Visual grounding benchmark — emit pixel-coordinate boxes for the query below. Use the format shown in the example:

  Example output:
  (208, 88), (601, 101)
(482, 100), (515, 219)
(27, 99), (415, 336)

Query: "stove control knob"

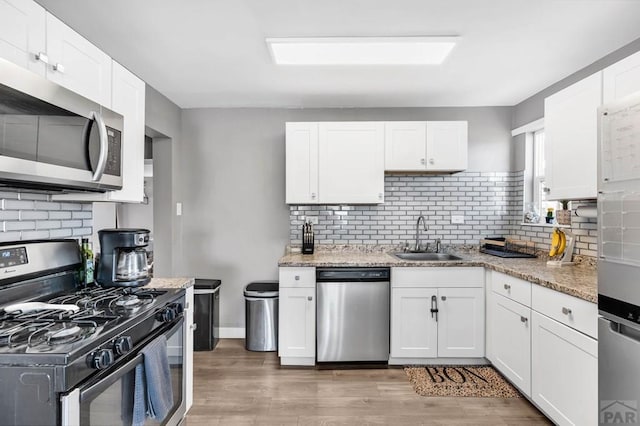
(89, 349), (114, 370)
(113, 336), (133, 356)
(156, 306), (176, 323)
(169, 303), (184, 315)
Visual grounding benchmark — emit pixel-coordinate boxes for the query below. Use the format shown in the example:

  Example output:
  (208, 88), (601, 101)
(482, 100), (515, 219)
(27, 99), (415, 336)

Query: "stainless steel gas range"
(0, 240), (186, 426)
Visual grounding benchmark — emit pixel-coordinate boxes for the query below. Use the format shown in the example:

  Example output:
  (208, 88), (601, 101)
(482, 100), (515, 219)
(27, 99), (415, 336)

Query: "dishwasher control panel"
(316, 267), (390, 282)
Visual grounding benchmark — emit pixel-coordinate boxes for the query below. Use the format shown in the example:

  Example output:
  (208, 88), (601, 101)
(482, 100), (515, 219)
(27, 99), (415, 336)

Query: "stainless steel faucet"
(415, 215), (427, 251)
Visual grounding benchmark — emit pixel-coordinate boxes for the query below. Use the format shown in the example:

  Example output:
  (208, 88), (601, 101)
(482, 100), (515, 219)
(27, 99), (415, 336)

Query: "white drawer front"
(532, 284), (598, 339)
(391, 267), (484, 288)
(491, 271), (532, 307)
(279, 267), (315, 288)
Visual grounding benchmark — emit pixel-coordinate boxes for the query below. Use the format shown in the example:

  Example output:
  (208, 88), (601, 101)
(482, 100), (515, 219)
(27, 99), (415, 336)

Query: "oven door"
(61, 318), (185, 426)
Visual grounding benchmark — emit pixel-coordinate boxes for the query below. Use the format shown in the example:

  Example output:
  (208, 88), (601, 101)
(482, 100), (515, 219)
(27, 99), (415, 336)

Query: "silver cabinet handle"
(441, 296), (447, 301)
(35, 52), (49, 64)
(90, 111), (108, 182)
(429, 158), (435, 165)
(378, 193), (383, 200)
(307, 296), (313, 301)
(562, 307), (572, 315)
(520, 316), (528, 323)
(294, 275), (300, 281)
(420, 158), (426, 165)
(53, 63), (65, 73)
(311, 192), (316, 199)
(504, 284), (511, 290)
(543, 187), (551, 193)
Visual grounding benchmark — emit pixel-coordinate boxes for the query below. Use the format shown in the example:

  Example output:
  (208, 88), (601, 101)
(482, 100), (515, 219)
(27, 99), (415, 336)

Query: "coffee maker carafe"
(97, 228), (151, 287)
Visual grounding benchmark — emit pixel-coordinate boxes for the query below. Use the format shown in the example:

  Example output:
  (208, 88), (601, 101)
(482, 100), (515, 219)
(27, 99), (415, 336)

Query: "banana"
(549, 228), (560, 257)
(556, 230), (567, 257)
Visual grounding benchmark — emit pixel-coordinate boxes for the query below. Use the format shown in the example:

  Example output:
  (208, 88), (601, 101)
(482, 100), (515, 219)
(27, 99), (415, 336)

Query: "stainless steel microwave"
(0, 57), (123, 192)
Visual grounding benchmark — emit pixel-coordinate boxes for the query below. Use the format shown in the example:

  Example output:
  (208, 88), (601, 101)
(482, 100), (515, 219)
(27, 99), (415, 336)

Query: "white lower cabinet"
(531, 311), (597, 426)
(184, 286), (194, 412)
(437, 287), (484, 358)
(390, 267), (485, 361)
(390, 287), (438, 358)
(490, 293), (531, 396)
(278, 267), (316, 365)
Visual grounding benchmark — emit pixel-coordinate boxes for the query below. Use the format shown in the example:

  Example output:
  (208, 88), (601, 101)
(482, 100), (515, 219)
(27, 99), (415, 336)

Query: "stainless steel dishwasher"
(316, 267), (390, 362)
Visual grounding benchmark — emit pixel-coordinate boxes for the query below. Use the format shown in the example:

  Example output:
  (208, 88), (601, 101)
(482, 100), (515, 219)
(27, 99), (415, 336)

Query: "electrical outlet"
(302, 216), (319, 225)
(451, 215), (465, 224)
(176, 202), (183, 216)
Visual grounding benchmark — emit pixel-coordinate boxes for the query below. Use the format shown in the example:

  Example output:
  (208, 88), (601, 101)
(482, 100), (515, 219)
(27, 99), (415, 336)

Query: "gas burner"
(114, 295), (143, 308)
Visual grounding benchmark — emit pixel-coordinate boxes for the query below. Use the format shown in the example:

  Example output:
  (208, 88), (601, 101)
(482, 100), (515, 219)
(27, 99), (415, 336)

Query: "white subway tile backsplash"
(289, 171), (600, 257)
(0, 190), (91, 241)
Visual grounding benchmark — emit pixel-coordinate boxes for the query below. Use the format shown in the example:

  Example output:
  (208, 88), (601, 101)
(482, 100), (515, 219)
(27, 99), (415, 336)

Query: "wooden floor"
(186, 339), (550, 425)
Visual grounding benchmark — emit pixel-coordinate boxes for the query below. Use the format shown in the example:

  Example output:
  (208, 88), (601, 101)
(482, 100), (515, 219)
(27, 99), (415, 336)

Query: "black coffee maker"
(96, 228), (151, 287)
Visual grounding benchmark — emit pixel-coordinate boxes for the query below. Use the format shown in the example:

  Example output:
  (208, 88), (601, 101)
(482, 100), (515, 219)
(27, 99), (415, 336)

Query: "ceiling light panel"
(266, 37), (458, 65)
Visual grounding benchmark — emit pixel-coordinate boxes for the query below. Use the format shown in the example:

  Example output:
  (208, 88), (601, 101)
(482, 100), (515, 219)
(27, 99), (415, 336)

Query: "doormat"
(404, 366), (521, 398)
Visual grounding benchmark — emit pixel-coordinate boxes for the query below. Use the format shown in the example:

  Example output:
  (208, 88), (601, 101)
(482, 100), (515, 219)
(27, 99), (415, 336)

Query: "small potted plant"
(545, 207), (555, 224)
(557, 200), (571, 226)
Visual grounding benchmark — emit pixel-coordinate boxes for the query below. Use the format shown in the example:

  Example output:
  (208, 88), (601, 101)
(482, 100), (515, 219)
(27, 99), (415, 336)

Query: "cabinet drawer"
(279, 267), (315, 288)
(391, 267), (484, 288)
(491, 271), (531, 307)
(531, 285), (598, 339)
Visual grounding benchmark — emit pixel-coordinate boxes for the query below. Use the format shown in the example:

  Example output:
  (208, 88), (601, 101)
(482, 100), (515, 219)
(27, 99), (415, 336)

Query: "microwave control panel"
(105, 127), (122, 177)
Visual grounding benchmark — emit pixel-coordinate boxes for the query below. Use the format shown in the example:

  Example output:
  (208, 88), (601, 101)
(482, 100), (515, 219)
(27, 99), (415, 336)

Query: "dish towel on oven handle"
(132, 363), (146, 426)
(132, 334), (174, 425)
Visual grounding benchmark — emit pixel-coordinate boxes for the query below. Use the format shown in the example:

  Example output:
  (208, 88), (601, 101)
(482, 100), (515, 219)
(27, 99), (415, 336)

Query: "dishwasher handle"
(430, 295), (439, 322)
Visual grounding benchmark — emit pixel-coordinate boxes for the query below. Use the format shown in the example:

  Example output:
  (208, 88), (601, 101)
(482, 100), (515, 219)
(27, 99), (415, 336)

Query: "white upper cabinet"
(425, 121), (468, 171)
(603, 50), (640, 103)
(384, 121), (428, 170)
(285, 122), (319, 204)
(45, 13), (112, 107)
(0, 2), (113, 108)
(0, 0), (46, 75)
(544, 72), (602, 200)
(384, 121), (468, 172)
(319, 122), (385, 204)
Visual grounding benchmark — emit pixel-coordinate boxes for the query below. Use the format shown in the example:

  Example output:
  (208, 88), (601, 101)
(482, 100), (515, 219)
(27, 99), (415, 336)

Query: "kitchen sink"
(393, 252), (464, 261)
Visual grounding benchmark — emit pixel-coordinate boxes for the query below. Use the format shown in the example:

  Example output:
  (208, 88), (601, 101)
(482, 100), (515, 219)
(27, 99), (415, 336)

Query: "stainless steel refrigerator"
(598, 92), (640, 425)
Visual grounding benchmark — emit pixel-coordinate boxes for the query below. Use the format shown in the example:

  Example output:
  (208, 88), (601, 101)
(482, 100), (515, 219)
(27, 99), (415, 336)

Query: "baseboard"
(219, 327), (245, 339)
(388, 357), (489, 366)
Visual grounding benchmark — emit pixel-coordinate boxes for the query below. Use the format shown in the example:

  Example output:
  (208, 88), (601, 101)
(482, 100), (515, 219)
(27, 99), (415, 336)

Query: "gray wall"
(145, 86), (182, 277)
(513, 37), (640, 128)
(179, 106), (513, 329)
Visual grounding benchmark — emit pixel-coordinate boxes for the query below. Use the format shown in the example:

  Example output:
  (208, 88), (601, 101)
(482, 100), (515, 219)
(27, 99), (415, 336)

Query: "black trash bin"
(244, 281), (278, 352)
(194, 279), (221, 351)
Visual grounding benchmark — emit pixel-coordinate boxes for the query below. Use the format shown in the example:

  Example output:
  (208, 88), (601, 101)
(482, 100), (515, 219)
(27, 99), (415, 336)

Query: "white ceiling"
(36, 0), (640, 109)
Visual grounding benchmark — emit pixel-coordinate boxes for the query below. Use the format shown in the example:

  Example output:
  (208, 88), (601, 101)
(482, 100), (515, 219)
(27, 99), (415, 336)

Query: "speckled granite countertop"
(278, 251), (597, 303)
(146, 277), (195, 290)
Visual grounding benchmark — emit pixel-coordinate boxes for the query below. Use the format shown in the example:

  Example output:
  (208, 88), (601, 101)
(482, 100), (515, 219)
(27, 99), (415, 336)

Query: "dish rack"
(480, 237), (537, 258)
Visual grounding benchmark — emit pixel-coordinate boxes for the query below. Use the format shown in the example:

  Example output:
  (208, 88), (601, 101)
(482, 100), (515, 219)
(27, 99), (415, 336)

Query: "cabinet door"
(184, 286), (194, 412)
(318, 122), (385, 204)
(425, 121), (468, 171)
(107, 62), (145, 202)
(384, 121), (427, 171)
(0, 0), (45, 76)
(544, 72), (602, 200)
(531, 312), (597, 426)
(491, 294), (531, 396)
(603, 50), (640, 103)
(285, 122), (319, 204)
(278, 287), (315, 358)
(390, 287), (438, 358)
(437, 287), (484, 358)
(45, 13), (112, 107)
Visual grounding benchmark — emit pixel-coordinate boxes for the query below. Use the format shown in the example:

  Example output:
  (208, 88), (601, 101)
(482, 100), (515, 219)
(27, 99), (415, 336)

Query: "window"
(523, 128), (558, 224)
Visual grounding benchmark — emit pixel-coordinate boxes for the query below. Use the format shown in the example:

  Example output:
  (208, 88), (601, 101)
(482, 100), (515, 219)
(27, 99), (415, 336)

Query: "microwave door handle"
(91, 111), (108, 182)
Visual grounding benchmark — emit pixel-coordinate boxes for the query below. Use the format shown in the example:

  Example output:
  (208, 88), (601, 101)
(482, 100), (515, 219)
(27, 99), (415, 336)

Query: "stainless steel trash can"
(244, 281), (278, 352)
(194, 279), (221, 351)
